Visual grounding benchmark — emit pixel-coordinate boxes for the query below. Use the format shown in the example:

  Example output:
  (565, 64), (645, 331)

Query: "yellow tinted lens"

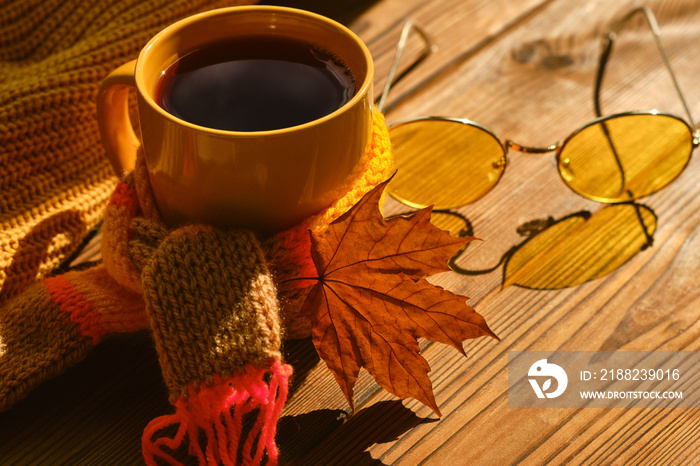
(558, 114), (692, 202)
(388, 119), (505, 209)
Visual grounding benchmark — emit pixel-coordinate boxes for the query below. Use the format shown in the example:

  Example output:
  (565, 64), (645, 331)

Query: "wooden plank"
(296, 0), (700, 463)
(3, 0), (700, 463)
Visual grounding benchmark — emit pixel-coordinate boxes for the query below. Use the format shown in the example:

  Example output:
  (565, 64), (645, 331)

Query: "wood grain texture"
(2, 0), (700, 464)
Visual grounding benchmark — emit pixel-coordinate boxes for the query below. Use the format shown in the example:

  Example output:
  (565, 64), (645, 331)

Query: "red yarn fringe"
(142, 360), (293, 466)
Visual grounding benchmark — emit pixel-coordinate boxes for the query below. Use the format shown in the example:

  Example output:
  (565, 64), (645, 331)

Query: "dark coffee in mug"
(156, 35), (356, 132)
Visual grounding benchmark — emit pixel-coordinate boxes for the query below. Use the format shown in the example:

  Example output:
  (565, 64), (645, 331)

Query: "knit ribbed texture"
(0, 111), (392, 465)
(0, 264), (145, 412)
(97, 110), (394, 340)
(0, 110), (392, 420)
(134, 113), (392, 464)
(134, 221), (290, 465)
(0, 0), (255, 302)
(0, 280), (90, 411)
(132, 222), (283, 401)
(0, 4), (395, 462)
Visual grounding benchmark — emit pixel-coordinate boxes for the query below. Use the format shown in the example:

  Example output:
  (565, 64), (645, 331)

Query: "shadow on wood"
(287, 400), (438, 465)
(0, 331), (167, 464)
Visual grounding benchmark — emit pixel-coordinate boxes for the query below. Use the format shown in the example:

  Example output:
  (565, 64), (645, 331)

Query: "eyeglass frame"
(377, 6), (700, 209)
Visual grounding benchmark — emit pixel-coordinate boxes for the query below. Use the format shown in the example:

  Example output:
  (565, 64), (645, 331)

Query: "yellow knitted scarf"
(0, 0), (257, 301)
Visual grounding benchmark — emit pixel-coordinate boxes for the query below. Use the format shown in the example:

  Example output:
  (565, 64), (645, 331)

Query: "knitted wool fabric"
(133, 221), (291, 465)
(99, 110), (395, 338)
(122, 111), (392, 464)
(0, 264), (146, 411)
(0, 110), (393, 464)
(0, 0), (256, 302)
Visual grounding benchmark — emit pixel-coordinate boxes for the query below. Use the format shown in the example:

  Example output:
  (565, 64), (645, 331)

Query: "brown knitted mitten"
(132, 219), (291, 465)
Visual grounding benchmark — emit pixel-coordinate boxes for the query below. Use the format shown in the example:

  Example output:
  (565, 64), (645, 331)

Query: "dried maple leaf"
(300, 179), (498, 416)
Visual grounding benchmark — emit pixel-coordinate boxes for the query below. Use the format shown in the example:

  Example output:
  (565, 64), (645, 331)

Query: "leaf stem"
(276, 276), (321, 286)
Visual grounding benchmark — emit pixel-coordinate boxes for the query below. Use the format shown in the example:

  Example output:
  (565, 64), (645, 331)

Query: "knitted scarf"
(0, 110), (393, 464)
(1, 1), (397, 462)
(0, 0), (257, 302)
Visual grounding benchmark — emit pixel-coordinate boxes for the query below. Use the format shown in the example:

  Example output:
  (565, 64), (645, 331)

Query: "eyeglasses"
(378, 7), (700, 211)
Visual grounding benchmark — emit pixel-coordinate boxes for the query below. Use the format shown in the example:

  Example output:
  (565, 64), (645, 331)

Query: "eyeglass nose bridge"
(504, 139), (561, 155)
(491, 140), (561, 171)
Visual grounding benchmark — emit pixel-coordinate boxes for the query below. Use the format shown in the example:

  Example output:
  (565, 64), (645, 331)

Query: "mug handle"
(97, 59), (140, 176)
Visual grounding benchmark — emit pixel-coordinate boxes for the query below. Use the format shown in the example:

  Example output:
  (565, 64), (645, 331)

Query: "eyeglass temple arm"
(595, 6), (697, 130)
(377, 20), (437, 113)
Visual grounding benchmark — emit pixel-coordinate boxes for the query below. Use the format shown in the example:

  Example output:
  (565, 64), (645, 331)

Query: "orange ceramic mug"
(97, 6), (373, 233)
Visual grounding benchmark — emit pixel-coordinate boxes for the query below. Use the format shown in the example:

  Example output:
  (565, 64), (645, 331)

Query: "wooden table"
(2, 0), (700, 463)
